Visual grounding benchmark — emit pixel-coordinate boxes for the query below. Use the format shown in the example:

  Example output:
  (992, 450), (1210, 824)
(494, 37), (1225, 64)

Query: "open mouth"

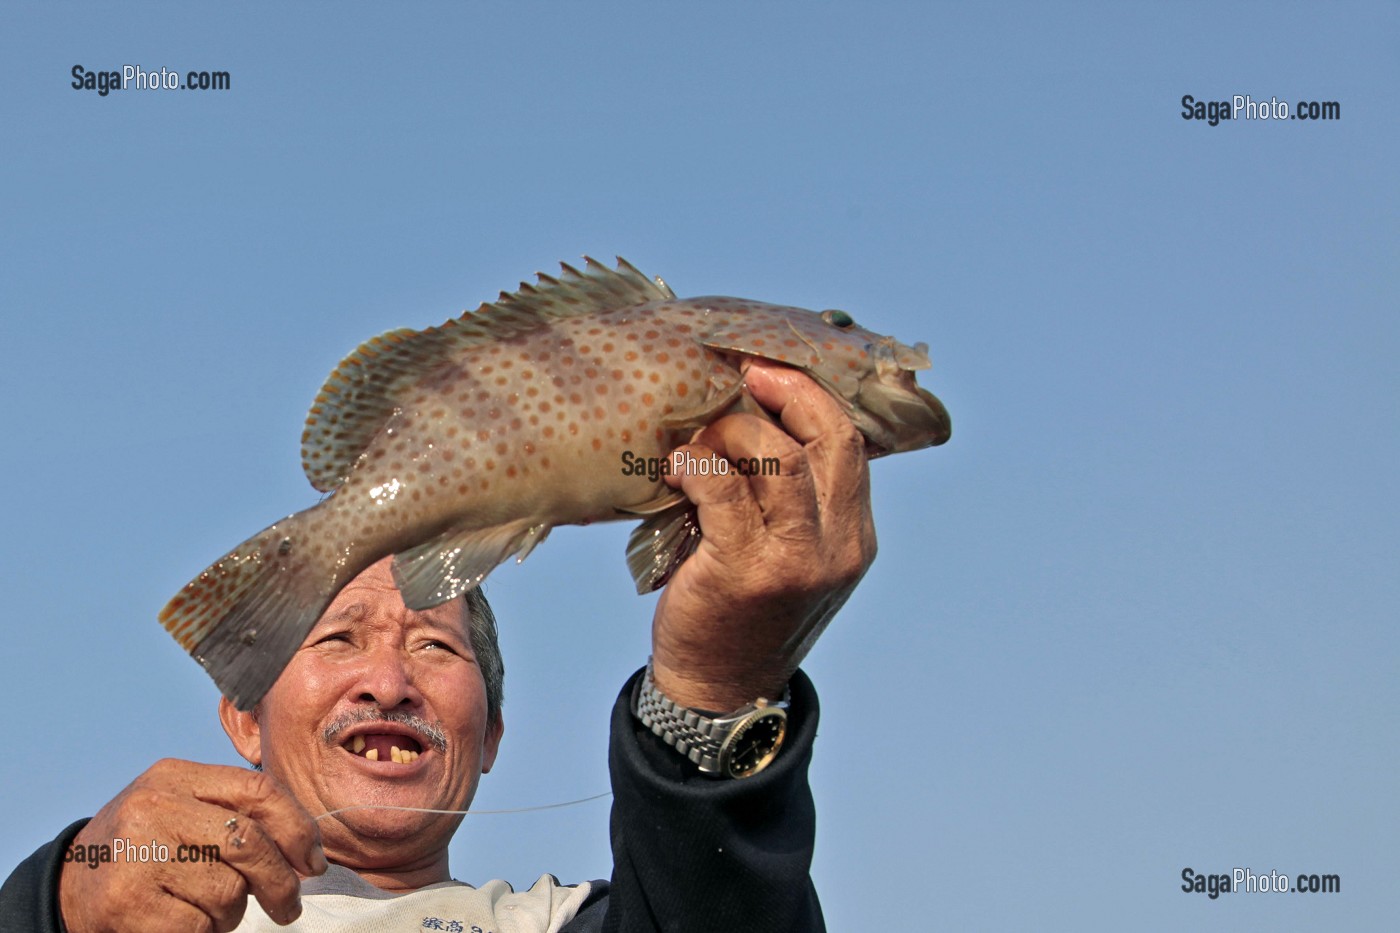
(343, 733), (425, 764)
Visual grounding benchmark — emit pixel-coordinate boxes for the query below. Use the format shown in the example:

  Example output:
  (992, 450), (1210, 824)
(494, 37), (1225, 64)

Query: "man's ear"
(480, 713), (505, 775)
(219, 697), (263, 768)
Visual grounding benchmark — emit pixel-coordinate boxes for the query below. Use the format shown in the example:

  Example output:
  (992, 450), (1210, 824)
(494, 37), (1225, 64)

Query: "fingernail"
(314, 846), (329, 874)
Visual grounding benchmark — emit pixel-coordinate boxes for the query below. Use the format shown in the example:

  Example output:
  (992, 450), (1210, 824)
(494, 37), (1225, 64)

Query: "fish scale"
(160, 257), (951, 709)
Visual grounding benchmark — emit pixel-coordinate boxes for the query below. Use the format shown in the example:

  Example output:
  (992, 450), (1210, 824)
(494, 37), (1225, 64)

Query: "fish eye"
(821, 309), (856, 329)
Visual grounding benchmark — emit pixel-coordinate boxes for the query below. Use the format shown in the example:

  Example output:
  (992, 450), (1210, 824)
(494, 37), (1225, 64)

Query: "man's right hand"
(59, 759), (326, 933)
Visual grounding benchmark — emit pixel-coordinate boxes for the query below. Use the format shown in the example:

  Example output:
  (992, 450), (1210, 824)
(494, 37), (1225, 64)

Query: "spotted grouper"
(160, 257), (951, 708)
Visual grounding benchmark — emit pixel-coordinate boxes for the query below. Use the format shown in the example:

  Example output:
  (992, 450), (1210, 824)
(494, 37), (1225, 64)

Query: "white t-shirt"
(234, 864), (595, 933)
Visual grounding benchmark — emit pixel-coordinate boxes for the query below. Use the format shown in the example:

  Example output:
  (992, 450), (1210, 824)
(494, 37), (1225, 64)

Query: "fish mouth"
(852, 379), (951, 457)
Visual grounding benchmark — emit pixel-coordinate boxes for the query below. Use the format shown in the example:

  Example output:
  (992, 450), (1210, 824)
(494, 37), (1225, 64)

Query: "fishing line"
(315, 791), (612, 822)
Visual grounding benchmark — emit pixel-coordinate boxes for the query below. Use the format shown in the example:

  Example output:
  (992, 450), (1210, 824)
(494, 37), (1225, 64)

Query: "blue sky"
(3, 3), (1396, 929)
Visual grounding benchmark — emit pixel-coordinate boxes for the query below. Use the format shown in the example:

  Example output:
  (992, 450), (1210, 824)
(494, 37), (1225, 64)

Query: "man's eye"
(315, 632), (351, 645)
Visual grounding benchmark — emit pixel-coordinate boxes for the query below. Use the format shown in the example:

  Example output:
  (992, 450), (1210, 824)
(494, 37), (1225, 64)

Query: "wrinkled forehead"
(314, 557), (472, 639)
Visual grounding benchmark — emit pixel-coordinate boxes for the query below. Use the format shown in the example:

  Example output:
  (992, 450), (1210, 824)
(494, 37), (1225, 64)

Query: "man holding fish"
(1, 259), (950, 931)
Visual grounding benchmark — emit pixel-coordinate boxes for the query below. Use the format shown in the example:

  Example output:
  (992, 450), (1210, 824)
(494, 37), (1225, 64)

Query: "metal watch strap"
(631, 660), (790, 776)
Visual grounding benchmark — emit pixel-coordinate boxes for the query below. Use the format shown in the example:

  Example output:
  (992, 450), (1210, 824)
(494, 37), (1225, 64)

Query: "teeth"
(350, 737), (421, 763)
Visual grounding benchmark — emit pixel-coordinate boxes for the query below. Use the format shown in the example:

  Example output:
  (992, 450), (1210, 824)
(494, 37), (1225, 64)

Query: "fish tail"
(158, 509), (342, 710)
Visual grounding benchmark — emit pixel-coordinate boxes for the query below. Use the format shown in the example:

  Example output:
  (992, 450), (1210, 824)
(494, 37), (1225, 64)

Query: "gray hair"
(464, 587), (505, 728)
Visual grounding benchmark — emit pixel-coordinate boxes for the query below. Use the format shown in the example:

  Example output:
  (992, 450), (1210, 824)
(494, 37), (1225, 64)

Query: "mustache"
(322, 708), (449, 753)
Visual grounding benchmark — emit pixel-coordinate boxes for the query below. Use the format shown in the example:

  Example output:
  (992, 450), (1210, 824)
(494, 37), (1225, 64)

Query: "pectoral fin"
(617, 490), (688, 516)
(660, 374), (747, 431)
(392, 519), (549, 609)
(625, 501), (702, 594)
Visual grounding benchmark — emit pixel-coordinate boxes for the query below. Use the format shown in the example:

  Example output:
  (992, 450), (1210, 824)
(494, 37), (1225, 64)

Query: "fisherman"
(0, 363), (878, 931)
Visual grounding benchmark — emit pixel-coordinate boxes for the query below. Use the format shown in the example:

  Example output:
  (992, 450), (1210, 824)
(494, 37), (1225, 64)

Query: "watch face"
(719, 708), (787, 778)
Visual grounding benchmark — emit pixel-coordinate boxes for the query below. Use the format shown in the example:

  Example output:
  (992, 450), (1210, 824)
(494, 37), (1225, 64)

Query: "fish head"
(695, 300), (951, 457)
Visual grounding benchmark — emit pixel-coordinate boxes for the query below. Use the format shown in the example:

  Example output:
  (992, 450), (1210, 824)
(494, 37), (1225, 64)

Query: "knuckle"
(145, 758), (186, 781)
(241, 770), (281, 804)
(206, 866), (249, 906)
(212, 897), (249, 933)
(262, 868), (301, 907)
(107, 791), (164, 833)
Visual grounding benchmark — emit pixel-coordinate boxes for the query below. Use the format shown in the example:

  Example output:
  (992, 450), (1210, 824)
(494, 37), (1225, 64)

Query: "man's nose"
(351, 645), (424, 708)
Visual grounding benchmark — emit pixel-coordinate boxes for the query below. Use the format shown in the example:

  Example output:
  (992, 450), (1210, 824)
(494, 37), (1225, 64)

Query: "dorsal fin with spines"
(300, 257), (671, 492)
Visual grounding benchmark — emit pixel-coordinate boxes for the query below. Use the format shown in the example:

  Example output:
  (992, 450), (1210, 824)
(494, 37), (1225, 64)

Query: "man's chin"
(319, 768), (469, 837)
(336, 805), (460, 841)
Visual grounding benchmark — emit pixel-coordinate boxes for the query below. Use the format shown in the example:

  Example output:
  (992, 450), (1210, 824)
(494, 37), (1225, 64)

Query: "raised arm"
(575, 361), (877, 931)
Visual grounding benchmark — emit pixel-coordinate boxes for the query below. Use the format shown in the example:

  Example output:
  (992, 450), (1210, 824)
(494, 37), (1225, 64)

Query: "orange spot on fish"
(677, 383), (689, 397)
(592, 438), (602, 451)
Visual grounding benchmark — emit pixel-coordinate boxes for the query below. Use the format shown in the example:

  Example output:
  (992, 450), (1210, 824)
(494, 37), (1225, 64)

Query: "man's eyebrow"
(414, 611), (471, 641)
(316, 602), (365, 627)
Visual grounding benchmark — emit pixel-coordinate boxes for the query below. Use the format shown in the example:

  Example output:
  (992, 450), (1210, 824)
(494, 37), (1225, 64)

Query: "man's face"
(221, 557), (504, 869)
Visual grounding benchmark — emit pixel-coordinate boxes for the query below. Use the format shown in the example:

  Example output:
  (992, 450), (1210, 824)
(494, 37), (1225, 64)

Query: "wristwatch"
(632, 661), (790, 779)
